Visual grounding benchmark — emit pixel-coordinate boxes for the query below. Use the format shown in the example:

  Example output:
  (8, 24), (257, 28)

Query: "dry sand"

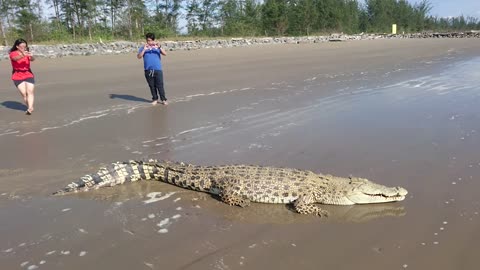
(1, 39), (480, 269)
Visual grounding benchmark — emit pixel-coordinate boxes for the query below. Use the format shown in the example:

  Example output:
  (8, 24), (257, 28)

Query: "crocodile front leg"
(219, 188), (251, 208)
(293, 194), (329, 216)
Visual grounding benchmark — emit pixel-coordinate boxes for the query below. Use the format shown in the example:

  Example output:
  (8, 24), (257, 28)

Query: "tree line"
(0, 0), (479, 45)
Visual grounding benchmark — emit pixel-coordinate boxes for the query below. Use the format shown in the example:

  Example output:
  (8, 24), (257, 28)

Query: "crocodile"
(54, 160), (408, 216)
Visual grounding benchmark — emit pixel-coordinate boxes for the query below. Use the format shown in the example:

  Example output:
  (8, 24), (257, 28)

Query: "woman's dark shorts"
(13, 77), (35, 87)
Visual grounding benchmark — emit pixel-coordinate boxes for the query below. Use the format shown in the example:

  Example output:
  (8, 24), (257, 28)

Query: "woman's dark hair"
(145, 33), (155, 40)
(10, 39), (28, 52)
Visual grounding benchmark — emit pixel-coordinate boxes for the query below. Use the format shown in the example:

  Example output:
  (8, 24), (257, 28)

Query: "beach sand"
(1, 39), (480, 269)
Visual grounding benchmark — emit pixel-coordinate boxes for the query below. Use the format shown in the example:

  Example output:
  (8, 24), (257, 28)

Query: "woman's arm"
(27, 52), (35, 61)
(11, 51), (26, 61)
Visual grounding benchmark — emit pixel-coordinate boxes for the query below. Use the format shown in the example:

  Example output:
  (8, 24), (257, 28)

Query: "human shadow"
(109, 94), (150, 103)
(1, 101), (27, 111)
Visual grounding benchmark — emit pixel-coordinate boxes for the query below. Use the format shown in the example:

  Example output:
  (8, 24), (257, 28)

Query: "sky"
(41, 1), (480, 20)
(40, 0), (480, 31)
(371, 0), (480, 18)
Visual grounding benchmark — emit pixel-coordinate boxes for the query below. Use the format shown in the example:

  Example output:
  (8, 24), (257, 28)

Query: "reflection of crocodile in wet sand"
(221, 203), (407, 224)
(54, 160), (408, 216)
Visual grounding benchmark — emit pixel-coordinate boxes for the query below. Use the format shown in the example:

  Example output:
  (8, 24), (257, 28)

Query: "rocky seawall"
(1, 31), (479, 60)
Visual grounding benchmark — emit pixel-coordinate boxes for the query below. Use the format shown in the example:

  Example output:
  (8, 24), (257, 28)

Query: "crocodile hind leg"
(293, 194), (329, 216)
(219, 188), (251, 208)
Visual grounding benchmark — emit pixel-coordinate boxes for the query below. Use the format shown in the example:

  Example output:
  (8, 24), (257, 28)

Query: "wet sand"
(1, 39), (480, 269)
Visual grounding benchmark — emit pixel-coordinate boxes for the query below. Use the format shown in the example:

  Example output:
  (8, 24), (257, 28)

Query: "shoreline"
(1, 31), (480, 60)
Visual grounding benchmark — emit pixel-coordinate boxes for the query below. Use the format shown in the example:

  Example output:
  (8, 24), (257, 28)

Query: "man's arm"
(137, 45), (147, 59)
(160, 47), (167, 56)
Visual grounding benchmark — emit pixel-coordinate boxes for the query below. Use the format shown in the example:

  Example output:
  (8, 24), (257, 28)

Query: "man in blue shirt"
(137, 33), (168, 105)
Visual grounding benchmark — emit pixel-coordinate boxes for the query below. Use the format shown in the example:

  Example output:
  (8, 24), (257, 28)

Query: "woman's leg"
(25, 82), (35, 112)
(16, 82), (28, 107)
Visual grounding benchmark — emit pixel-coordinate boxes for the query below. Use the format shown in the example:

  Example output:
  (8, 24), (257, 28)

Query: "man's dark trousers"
(144, 69), (166, 101)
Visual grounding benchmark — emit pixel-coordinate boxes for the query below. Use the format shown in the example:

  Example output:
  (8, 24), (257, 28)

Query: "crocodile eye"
(349, 178), (368, 185)
(349, 179), (360, 184)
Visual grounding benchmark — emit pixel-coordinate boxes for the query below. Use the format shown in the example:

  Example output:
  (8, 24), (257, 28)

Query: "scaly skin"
(54, 160), (408, 216)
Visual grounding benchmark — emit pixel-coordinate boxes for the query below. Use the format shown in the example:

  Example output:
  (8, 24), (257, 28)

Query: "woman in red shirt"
(10, 39), (36, 115)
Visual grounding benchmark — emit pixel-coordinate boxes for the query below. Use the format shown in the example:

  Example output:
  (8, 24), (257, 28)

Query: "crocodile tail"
(53, 159), (165, 195)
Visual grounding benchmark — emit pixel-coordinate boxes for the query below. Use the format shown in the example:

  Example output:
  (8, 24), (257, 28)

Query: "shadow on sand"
(109, 94), (150, 103)
(1, 101), (27, 111)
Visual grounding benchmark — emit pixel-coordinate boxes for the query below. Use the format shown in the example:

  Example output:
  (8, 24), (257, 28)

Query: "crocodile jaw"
(347, 184), (408, 204)
(334, 178), (408, 205)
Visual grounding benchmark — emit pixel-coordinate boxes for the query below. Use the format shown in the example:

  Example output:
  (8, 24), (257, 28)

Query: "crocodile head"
(344, 177), (408, 204)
